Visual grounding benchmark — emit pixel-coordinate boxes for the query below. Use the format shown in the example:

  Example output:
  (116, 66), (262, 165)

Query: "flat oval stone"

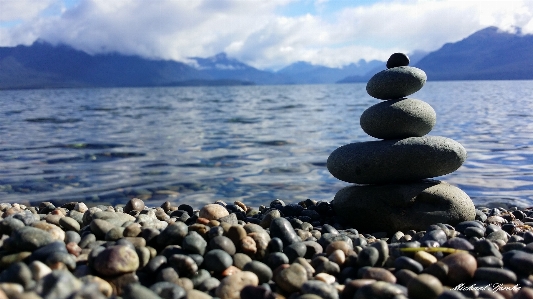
(11, 226), (55, 251)
(327, 136), (466, 184)
(366, 66), (427, 100)
(331, 180), (475, 233)
(360, 98), (436, 139)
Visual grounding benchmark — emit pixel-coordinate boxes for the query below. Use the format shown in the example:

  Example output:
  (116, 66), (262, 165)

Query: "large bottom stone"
(331, 180), (475, 233)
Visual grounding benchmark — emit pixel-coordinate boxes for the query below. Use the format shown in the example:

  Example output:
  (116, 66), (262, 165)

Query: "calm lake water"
(1, 81), (533, 208)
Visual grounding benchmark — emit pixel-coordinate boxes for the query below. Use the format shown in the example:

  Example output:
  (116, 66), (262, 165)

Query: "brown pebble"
(326, 241), (352, 255)
(79, 275), (113, 297)
(440, 252), (477, 285)
(407, 273), (443, 299)
(2, 207), (21, 217)
(221, 265), (242, 277)
(240, 236), (257, 256)
(274, 263), (308, 293)
(216, 271), (259, 299)
(123, 198), (145, 213)
(395, 268), (418, 286)
(196, 217), (210, 225)
(176, 277), (194, 291)
(31, 222), (65, 241)
(248, 232), (269, 260)
(44, 214), (62, 226)
(234, 201), (248, 212)
(513, 287), (533, 299)
(422, 261), (448, 283)
(199, 204), (229, 220)
(328, 249), (346, 266)
(161, 201), (173, 212)
(154, 208), (170, 221)
(294, 257), (315, 279)
(314, 273), (336, 284)
(361, 267), (396, 283)
(342, 279), (376, 299)
(105, 272), (139, 296)
(93, 245), (139, 276)
(414, 251), (437, 267)
(188, 223), (209, 237)
(66, 242), (82, 257)
(123, 223), (142, 237)
(208, 220), (221, 227)
(227, 225), (247, 248)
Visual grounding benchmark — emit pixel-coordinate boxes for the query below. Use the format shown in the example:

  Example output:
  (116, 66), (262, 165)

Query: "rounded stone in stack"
(327, 136), (467, 184)
(360, 98), (436, 139)
(386, 53), (410, 69)
(331, 180), (476, 233)
(366, 67), (427, 100)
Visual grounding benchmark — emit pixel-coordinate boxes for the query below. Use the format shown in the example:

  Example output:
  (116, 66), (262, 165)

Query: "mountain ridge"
(1, 26), (533, 90)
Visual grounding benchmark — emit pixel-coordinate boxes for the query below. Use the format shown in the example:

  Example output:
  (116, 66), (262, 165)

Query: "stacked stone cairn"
(327, 53), (476, 233)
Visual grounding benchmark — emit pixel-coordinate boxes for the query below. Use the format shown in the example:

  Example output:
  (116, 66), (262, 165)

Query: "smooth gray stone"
(269, 217), (301, 246)
(360, 98), (436, 139)
(331, 180), (475, 233)
(327, 136), (466, 184)
(366, 66), (427, 100)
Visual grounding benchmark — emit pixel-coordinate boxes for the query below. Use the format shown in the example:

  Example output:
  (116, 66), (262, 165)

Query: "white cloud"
(1, 0), (533, 69)
(0, 0), (57, 22)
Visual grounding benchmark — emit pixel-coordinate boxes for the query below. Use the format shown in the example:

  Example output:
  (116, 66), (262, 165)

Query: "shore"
(0, 198), (532, 299)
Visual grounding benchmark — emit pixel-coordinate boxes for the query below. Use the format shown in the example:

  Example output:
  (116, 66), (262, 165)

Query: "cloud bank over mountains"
(1, 0), (533, 70)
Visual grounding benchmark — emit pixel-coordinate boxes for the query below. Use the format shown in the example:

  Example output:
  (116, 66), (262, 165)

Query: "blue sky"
(1, 0), (532, 70)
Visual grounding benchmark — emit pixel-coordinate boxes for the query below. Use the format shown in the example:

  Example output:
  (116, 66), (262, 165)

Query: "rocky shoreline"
(0, 198), (532, 299)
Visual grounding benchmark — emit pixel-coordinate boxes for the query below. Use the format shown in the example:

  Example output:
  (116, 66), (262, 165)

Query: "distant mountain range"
(0, 26), (532, 89)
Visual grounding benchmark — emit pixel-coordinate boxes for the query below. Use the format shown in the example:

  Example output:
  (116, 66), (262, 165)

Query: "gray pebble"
(366, 66), (426, 100)
(327, 136), (467, 184)
(191, 269), (211, 288)
(59, 216), (81, 232)
(243, 261), (273, 284)
(122, 283), (162, 299)
(149, 281), (186, 299)
(203, 249), (233, 273)
(265, 252), (289, 269)
(476, 256), (503, 268)
(360, 98), (436, 139)
(11, 226), (54, 251)
(157, 222), (188, 247)
(182, 231), (207, 255)
(168, 254), (198, 277)
(357, 246), (379, 267)
(197, 277), (220, 292)
(394, 256), (423, 273)
(269, 217), (300, 246)
(442, 238), (474, 251)
(284, 242), (307, 262)
(407, 273), (443, 299)
(473, 267), (517, 284)
(209, 235), (236, 256)
(301, 280), (339, 299)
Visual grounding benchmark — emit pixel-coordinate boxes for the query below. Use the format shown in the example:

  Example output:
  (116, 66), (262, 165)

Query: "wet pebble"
(216, 271), (258, 299)
(203, 249), (233, 273)
(93, 245), (139, 276)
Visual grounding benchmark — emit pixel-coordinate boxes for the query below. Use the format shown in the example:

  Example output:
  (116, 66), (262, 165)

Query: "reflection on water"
(0, 81), (533, 207)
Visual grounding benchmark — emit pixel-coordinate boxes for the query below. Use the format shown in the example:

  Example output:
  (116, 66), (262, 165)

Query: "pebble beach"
(0, 198), (532, 299)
